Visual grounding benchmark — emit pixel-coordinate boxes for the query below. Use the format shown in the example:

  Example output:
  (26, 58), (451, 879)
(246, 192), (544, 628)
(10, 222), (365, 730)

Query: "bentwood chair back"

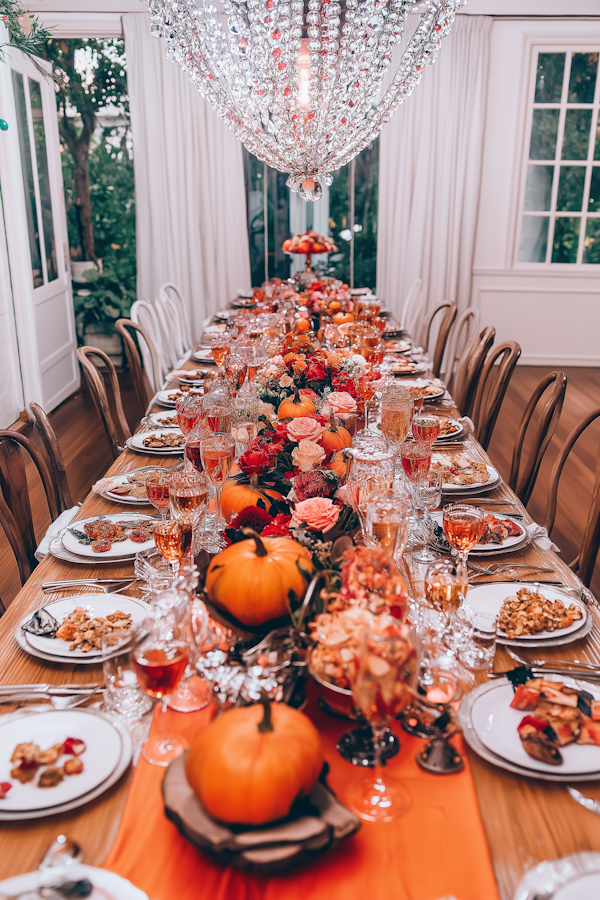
(452, 326), (496, 420)
(0, 430), (59, 589)
(115, 319), (161, 413)
(131, 300), (170, 385)
(159, 283), (192, 354)
(419, 301), (457, 378)
(28, 402), (73, 514)
(508, 371), (567, 506)
(544, 407), (600, 588)
(155, 294), (189, 369)
(400, 279), (423, 335)
(76, 347), (132, 459)
(471, 341), (522, 451)
(442, 306), (481, 388)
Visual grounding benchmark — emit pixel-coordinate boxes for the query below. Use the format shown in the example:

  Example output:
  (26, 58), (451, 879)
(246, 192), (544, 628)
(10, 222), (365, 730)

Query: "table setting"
(1, 279), (600, 900)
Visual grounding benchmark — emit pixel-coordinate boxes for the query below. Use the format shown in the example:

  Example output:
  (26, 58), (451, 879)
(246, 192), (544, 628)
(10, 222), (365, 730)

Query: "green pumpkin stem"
(241, 528), (268, 557)
(258, 692), (274, 733)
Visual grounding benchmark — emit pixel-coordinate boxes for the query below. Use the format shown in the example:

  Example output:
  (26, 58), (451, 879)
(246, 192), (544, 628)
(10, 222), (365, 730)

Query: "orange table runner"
(104, 691), (499, 900)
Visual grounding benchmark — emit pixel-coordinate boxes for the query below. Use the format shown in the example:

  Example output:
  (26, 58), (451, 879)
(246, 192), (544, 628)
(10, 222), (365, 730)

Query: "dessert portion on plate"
(510, 677), (600, 765)
(499, 588), (583, 639)
(431, 454), (489, 485)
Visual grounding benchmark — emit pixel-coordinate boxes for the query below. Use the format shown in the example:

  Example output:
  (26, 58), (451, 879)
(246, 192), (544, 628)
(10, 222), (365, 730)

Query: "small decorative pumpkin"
(206, 531), (314, 625)
(321, 413), (352, 454)
(185, 697), (324, 825)
(220, 475), (282, 521)
(278, 387), (316, 420)
(294, 317), (310, 333)
(333, 312), (354, 326)
(328, 450), (349, 481)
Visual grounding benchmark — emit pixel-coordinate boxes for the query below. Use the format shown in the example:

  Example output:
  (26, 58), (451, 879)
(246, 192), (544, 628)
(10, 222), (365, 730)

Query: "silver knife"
(568, 786), (600, 816)
(0, 683), (103, 695)
(42, 578), (133, 587)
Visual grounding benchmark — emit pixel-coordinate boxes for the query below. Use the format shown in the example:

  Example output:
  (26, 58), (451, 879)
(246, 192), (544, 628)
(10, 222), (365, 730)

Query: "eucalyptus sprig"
(0, 0), (53, 75)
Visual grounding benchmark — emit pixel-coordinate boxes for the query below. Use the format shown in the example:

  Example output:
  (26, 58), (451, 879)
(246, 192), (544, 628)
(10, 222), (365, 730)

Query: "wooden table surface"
(1, 353), (600, 899)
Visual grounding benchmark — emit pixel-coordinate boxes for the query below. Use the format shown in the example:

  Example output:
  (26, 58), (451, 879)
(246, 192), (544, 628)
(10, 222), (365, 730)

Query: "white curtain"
(122, 13), (252, 337)
(376, 15), (492, 322)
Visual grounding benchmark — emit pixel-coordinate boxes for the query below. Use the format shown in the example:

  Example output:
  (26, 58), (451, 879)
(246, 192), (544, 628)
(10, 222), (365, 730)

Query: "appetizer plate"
(127, 428), (185, 456)
(148, 411), (180, 428)
(432, 418), (465, 444)
(390, 361), (429, 377)
(99, 471), (153, 506)
(466, 581), (588, 643)
(432, 457), (501, 495)
(0, 708), (122, 811)
(459, 681), (600, 783)
(61, 513), (156, 560)
(514, 853), (600, 900)
(396, 378), (445, 401)
(156, 388), (202, 408)
(384, 339), (411, 354)
(0, 710), (133, 820)
(431, 512), (529, 556)
(191, 350), (216, 364)
(0, 865), (147, 900)
(19, 594), (148, 660)
(470, 676), (600, 776)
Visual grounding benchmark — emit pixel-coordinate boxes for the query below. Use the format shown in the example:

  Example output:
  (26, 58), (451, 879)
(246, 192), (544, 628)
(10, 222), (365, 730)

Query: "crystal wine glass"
(132, 602), (191, 766)
(210, 334), (232, 375)
(224, 352), (248, 395)
(346, 625), (418, 822)
(365, 488), (410, 564)
(412, 471), (443, 563)
(144, 469), (171, 521)
(442, 504), (485, 581)
(153, 518), (193, 580)
(176, 394), (203, 437)
(400, 440), (432, 542)
(202, 393), (232, 434)
(381, 389), (411, 474)
(412, 414), (441, 447)
(200, 431), (235, 545)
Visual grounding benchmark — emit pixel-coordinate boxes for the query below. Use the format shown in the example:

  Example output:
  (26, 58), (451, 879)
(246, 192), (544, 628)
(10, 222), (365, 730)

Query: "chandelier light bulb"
(145, 0), (467, 201)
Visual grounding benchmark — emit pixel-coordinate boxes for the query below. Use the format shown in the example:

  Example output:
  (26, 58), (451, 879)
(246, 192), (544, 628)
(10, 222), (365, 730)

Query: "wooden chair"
(131, 299), (170, 385)
(76, 346), (131, 459)
(544, 407), (600, 587)
(115, 319), (161, 414)
(441, 306), (481, 388)
(452, 326), (495, 419)
(28, 402), (73, 514)
(419, 301), (457, 378)
(0, 430), (59, 590)
(472, 341), (521, 451)
(508, 371), (567, 506)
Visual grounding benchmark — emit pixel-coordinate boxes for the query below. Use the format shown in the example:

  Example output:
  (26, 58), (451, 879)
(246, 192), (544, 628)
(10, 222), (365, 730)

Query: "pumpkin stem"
(292, 386), (300, 404)
(257, 692), (274, 733)
(241, 528), (268, 557)
(250, 474), (259, 490)
(328, 411), (338, 432)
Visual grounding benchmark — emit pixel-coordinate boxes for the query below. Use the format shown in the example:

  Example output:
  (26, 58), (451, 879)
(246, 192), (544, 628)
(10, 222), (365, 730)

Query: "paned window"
(519, 50), (600, 265)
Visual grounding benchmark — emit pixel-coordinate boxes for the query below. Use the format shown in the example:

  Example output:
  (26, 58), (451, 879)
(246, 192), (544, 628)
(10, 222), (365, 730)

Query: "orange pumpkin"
(328, 450), (348, 480)
(206, 532), (314, 625)
(278, 387), (316, 419)
(220, 475), (282, 521)
(185, 699), (323, 825)
(333, 312), (354, 326)
(294, 317), (310, 333)
(321, 413), (352, 454)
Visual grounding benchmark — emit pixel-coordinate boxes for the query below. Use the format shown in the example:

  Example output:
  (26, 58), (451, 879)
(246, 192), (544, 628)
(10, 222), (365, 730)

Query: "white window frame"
(515, 42), (600, 268)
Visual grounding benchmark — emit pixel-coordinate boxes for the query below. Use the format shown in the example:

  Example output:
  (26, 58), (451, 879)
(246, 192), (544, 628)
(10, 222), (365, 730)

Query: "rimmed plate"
(0, 708), (122, 811)
(0, 709), (133, 820)
(149, 411), (180, 428)
(433, 457), (501, 495)
(514, 853), (600, 900)
(48, 535), (135, 567)
(470, 675), (600, 776)
(191, 350), (216, 364)
(432, 417), (465, 444)
(19, 594), (148, 660)
(459, 681), (600, 783)
(431, 511), (529, 556)
(384, 339), (411, 354)
(390, 361), (429, 377)
(0, 865), (147, 900)
(466, 581), (588, 644)
(100, 471), (153, 506)
(400, 378), (446, 401)
(127, 429), (185, 456)
(61, 513), (156, 560)
(156, 388), (202, 408)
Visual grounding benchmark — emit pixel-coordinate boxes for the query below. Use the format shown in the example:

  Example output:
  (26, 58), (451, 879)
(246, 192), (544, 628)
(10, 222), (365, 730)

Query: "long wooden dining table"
(1, 341), (600, 900)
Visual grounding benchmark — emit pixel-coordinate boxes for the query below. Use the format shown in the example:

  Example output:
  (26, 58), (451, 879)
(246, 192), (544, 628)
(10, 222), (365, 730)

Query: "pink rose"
(279, 374), (294, 388)
(291, 439), (326, 472)
(286, 416), (325, 443)
(323, 391), (357, 420)
(292, 497), (340, 533)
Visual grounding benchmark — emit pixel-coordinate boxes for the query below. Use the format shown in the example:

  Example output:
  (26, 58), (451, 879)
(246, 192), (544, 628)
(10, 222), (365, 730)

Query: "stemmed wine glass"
(202, 392), (232, 434)
(200, 431), (236, 547)
(153, 518), (193, 580)
(381, 388), (411, 471)
(412, 471), (443, 563)
(400, 440), (432, 546)
(442, 504), (485, 582)
(210, 334), (232, 376)
(224, 353), (247, 395)
(345, 625), (418, 822)
(412, 413), (440, 447)
(365, 488), (410, 565)
(132, 601), (191, 766)
(176, 395), (203, 437)
(144, 470), (171, 521)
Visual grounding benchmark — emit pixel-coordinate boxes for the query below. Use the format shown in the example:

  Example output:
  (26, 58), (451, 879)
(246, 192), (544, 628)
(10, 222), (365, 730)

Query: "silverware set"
(0, 682), (104, 709)
(41, 578), (135, 594)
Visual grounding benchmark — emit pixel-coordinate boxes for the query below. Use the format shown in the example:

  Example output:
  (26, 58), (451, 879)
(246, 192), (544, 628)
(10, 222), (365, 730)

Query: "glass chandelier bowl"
(144, 0), (466, 200)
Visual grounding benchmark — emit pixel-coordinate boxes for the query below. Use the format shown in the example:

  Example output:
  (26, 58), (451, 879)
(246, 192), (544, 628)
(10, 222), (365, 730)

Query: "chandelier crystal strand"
(145, 0), (466, 201)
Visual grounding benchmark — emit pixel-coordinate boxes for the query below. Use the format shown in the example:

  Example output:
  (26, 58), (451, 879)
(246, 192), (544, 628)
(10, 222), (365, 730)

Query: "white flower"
(291, 439), (326, 472)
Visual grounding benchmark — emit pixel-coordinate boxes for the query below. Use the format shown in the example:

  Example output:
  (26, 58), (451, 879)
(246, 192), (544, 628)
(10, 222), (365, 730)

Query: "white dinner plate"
(390, 361), (429, 377)
(384, 339), (411, 354)
(0, 709), (122, 811)
(432, 418), (464, 443)
(431, 511), (528, 555)
(61, 513), (156, 559)
(470, 676), (600, 776)
(156, 388), (202, 407)
(432, 456), (501, 494)
(191, 350), (216, 364)
(127, 429), (185, 456)
(19, 594), (148, 660)
(466, 581), (588, 642)
(100, 472), (153, 506)
(514, 853), (600, 900)
(399, 378), (446, 401)
(149, 411), (180, 428)
(0, 865), (148, 900)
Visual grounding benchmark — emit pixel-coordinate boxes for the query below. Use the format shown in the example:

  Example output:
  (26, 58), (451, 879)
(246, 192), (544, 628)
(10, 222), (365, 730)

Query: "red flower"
(230, 506), (273, 531)
(255, 429), (286, 456)
(293, 469), (339, 502)
(304, 359), (327, 382)
(262, 513), (292, 537)
(332, 372), (358, 397)
(238, 447), (272, 475)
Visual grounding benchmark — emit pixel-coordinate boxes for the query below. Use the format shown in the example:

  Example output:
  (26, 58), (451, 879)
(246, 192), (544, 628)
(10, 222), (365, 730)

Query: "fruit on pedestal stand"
(185, 697), (324, 825)
(205, 531), (314, 626)
(220, 475), (283, 522)
(278, 387), (316, 419)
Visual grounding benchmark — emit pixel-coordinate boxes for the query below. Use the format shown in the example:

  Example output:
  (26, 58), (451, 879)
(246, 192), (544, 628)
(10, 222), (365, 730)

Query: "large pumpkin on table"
(206, 532), (314, 626)
(185, 699), (323, 825)
(220, 476), (283, 522)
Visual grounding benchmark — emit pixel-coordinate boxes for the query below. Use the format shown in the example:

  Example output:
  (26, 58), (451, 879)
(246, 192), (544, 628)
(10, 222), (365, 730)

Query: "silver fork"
(42, 580), (136, 594)
(0, 691), (99, 710)
(468, 561), (555, 575)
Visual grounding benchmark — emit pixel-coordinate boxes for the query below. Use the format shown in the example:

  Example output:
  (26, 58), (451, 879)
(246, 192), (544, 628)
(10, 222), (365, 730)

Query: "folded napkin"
(526, 522), (560, 553)
(35, 506), (79, 562)
(457, 416), (475, 434)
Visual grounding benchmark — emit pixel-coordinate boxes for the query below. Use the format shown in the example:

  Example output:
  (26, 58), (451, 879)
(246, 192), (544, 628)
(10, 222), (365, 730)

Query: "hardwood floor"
(1, 365), (599, 610)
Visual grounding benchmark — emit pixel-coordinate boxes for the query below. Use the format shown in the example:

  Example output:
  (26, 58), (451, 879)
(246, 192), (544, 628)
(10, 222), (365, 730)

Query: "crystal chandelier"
(145, 0), (466, 200)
